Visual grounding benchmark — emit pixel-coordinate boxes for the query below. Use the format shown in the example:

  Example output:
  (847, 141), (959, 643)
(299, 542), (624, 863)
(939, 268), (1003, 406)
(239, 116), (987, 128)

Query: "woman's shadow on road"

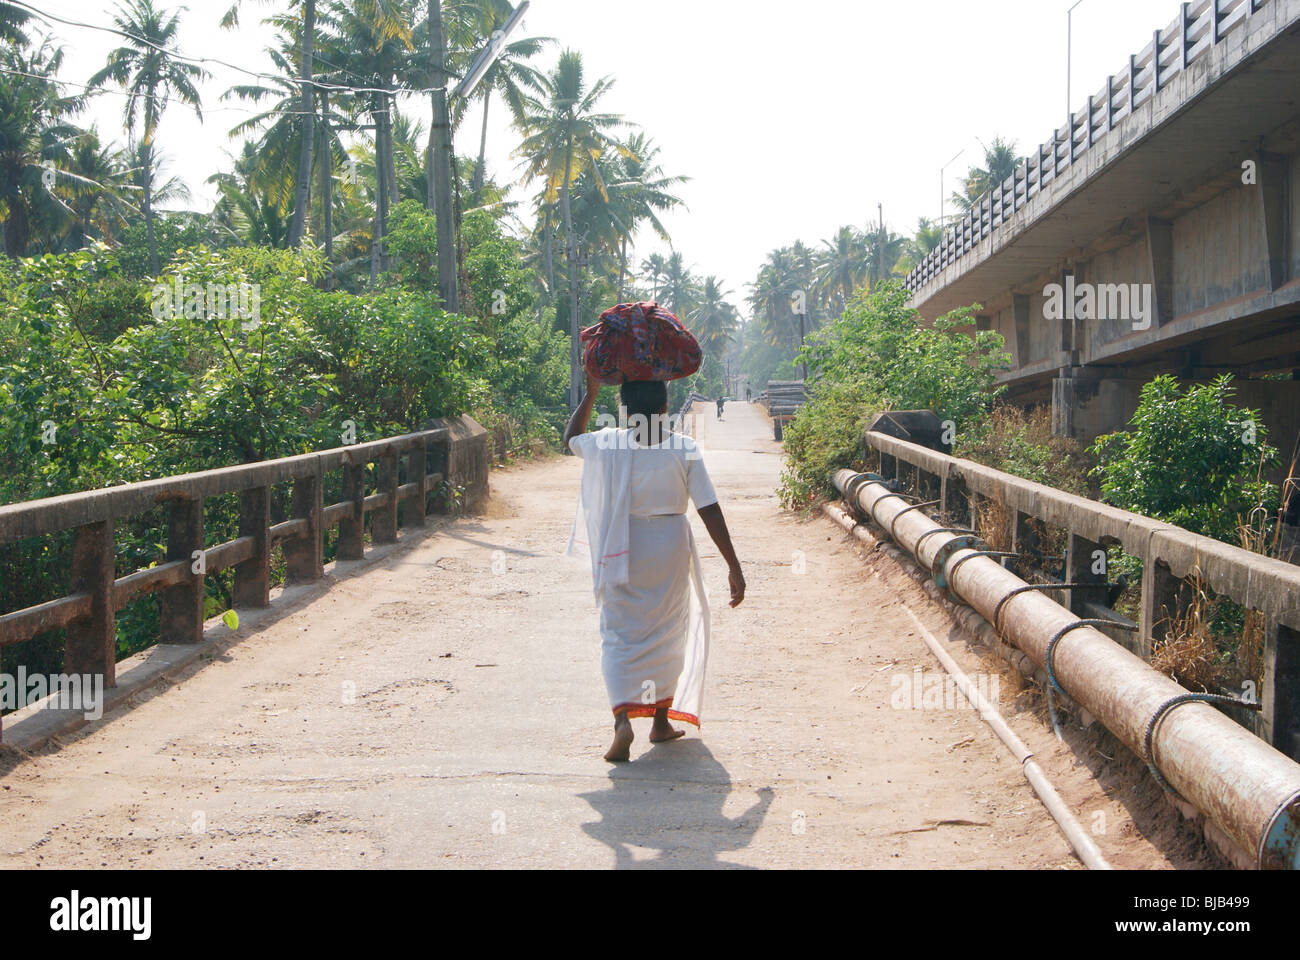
(578, 739), (775, 869)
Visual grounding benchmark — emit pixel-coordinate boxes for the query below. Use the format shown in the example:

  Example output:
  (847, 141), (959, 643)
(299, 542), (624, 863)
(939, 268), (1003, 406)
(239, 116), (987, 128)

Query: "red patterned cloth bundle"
(581, 302), (702, 385)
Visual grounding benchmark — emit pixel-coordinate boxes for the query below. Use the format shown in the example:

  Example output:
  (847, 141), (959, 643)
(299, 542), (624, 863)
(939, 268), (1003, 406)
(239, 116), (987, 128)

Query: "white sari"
(567, 428), (714, 727)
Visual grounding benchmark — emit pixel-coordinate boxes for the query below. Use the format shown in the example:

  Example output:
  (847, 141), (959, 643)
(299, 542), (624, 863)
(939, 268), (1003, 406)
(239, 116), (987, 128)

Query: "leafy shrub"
(779, 280), (1010, 507)
(799, 280), (1011, 428)
(778, 377), (882, 509)
(956, 404), (1090, 496)
(0, 217), (570, 680)
(1091, 375), (1279, 544)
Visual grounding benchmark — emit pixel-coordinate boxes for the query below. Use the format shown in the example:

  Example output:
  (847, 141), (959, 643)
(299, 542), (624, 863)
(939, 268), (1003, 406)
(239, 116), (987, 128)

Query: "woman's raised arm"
(562, 371), (603, 451)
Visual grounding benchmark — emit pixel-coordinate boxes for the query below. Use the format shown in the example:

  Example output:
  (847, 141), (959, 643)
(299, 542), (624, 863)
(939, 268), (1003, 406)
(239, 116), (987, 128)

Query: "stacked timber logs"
(761, 380), (808, 441)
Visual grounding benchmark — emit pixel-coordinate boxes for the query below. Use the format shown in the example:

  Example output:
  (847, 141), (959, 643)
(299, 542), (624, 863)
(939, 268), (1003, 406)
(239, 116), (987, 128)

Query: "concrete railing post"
(160, 497), (205, 644)
(940, 473), (969, 526)
(233, 486), (271, 608)
(1140, 556), (1191, 659)
(429, 432), (451, 515)
(373, 450), (399, 544)
(338, 462), (366, 561)
(284, 466), (324, 583)
(1262, 621), (1300, 761)
(65, 519), (116, 684)
(1066, 533), (1106, 616)
(404, 439), (428, 530)
(1012, 511), (1040, 567)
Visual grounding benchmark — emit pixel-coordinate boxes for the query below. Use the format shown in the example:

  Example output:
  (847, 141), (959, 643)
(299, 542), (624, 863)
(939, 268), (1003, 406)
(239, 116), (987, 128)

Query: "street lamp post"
(940, 148), (964, 228)
(427, 1), (530, 314)
(1067, 0), (1086, 147)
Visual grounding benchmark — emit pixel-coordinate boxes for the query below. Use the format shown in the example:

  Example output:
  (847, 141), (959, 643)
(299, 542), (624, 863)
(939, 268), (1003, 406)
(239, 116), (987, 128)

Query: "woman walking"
(565, 374), (745, 763)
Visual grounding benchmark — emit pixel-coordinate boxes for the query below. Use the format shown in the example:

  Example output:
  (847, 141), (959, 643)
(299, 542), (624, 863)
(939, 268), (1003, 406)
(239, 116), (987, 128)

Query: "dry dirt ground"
(0, 401), (1209, 869)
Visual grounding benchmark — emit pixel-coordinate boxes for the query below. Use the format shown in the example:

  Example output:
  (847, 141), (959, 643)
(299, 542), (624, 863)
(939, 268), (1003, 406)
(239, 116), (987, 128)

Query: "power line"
(11, 0), (460, 98)
(0, 64), (320, 117)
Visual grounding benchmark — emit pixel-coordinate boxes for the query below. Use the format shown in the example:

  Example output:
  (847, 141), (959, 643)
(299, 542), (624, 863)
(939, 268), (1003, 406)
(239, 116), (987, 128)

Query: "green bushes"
(798, 280), (1011, 428)
(0, 212), (569, 678)
(779, 281), (1010, 508)
(778, 378), (883, 509)
(1091, 374), (1279, 543)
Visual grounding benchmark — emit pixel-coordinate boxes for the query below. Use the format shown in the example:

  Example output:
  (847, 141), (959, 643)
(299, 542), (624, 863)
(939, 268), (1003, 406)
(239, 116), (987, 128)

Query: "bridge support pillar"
(940, 473), (969, 527)
(1139, 557), (1194, 660)
(1051, 370), (1142, 446)
(1012, 511), (1041, 572)
(1065, 533), (1107, 617)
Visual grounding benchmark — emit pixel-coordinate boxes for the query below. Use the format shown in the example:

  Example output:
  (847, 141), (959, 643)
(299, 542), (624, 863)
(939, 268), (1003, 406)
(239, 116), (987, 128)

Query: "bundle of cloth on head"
(580, 302), (702, 386)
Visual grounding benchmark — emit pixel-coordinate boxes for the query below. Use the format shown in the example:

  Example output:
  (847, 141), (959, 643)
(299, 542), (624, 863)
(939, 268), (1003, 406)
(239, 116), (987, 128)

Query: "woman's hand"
(698, 504), (744, 608)
(585, 371), (601, 398)
(728, 564), (746, 608)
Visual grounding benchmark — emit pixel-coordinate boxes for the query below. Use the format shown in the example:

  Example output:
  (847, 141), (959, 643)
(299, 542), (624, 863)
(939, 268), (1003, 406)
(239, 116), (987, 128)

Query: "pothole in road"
(359, 678), (456, 712)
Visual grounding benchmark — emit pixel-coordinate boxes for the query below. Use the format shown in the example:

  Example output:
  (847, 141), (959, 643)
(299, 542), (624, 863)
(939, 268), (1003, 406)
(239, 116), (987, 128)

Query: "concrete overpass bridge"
(907, 0), (1300, 453)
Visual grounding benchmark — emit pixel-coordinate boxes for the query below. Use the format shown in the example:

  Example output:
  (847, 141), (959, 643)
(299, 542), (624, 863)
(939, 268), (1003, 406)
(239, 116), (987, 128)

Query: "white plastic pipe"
(825, 502), (1111, 869)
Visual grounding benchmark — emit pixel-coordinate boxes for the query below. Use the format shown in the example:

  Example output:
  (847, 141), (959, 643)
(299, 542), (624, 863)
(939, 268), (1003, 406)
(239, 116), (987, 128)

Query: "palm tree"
(221, 33), (311, 228)
(88, 0), (207, 275)
(952, 136), (1020, 212)
(568, 132), (687, 303)
(660, 251), (698, 319)
(61, 129), (138, 249)
(816, 225), (867, 316)
(691, 275), (739, 355)
(864, 218), (906, 288)
(324, 0), (414, 279)
(221, 0), (322, 249)
(516, 49), (628, 408)
(610, 132), (686, 301)
(0, 1), (31, 45)
(641, 252), (667, 301)
(900, 217), (943, 274)
(747, 247), (802, 350)
(0, 39), (90, 257)
(209, 141), (291, 247)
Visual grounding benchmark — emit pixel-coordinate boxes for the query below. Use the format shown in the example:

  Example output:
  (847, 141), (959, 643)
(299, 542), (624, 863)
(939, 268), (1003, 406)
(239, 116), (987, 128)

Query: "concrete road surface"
(0, 401), (1189, 869)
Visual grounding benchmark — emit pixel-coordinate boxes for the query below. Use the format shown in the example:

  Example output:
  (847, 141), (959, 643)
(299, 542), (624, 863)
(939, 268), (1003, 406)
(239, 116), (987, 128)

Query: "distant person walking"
(716, 396), (725, 419)
(565, 374), (745, 762)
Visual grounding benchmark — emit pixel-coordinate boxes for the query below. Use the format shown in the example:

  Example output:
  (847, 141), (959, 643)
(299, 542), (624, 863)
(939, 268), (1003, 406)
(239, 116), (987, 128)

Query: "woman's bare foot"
(649, 708), (686, 744)
(604, 714), (633, 762)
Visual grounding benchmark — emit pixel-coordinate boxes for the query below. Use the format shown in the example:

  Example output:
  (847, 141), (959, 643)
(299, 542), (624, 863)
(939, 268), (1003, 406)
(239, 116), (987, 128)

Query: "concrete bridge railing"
(864, 427), (1300, 760)
(0, 415), (489, 738)
(907, 0), (1276, 292)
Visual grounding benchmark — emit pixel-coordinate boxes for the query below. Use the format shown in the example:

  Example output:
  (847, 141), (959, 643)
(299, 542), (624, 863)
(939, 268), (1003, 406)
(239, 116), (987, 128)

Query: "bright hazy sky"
(30, 0), (1187, 312)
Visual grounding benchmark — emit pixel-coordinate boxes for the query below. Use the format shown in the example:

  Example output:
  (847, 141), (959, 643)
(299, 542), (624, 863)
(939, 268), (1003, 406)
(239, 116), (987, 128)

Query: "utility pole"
(427, 0), (459, 312)
(421, 1), (528, 314)
(876, 202), (885, 287)
(288, 0), (316, 249)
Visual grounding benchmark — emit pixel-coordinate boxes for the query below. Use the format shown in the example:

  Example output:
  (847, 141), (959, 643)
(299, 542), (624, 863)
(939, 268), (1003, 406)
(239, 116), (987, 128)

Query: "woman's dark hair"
(620, 380), (668, 420)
